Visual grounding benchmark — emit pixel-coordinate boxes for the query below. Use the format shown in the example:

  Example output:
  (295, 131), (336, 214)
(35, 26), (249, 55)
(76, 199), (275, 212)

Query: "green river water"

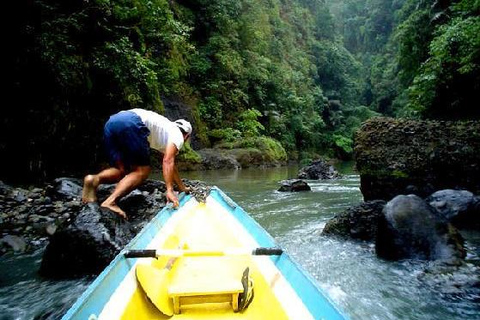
(1, 163), (479, 319)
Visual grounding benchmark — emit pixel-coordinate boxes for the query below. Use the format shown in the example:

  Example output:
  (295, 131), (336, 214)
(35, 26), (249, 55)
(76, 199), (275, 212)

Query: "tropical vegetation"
(4, 0), (479, 181)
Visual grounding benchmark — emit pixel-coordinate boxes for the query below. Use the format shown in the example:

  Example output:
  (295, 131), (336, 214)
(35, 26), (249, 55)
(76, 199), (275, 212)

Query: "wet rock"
(278, 179), (311, 192)
(0, 180), (13, 195)
(137, 179), (167, 194)
(418, 262), (480, 301)
(427, 189), (480, 228)
(298, 160), (340, 180)
(0, 177), (205, 268)
(49, 177), (83, 200)
(13, 189), (28, 203)
(376, 195), (465, 263)
(37, 178), (200, 278)
(186, 180), (211, 203)
(39, 203), (135, 278)
(0, 235), (27, 253)
(322, 200), (386, 241)
(45, 224), (57, 236)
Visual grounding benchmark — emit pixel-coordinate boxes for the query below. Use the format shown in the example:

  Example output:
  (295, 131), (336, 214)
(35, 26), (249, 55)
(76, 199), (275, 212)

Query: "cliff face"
(354, 118), (480, 201)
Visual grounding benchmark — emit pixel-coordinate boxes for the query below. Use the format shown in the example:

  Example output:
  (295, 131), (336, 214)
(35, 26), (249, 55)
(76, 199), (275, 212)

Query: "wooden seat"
(168, 258), (244, 314)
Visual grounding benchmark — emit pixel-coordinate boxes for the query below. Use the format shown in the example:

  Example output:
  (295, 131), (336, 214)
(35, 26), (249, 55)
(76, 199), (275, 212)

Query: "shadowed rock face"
(39, 203), (135, 278)
(355, 118), (480, 201)
(376, 195), (465, 263)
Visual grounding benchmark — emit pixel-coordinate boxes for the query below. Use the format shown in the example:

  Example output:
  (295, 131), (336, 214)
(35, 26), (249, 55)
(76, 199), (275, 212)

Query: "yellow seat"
(168, 258), (245, 314)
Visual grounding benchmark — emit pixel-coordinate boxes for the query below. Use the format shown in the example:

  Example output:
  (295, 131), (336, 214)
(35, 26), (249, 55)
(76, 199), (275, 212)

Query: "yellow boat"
(63, 187), (347, 319)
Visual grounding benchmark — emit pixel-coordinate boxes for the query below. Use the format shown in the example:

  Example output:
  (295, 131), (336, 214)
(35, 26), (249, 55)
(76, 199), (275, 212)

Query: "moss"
(177, 143), (201, 163)
(254, 137), (287, 162)
(215, 136), (287, 163)
(392, 170), (409, 178)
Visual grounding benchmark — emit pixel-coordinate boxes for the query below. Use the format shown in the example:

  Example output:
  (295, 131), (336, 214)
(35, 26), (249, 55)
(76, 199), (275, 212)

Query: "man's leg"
(101, 165), (151, 219)
(82, 165), (125, 203)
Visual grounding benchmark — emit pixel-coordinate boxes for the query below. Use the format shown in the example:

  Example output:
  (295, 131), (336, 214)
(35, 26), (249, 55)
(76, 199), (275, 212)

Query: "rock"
(45, 224), (57, 236)
(39, 203), (136, 278)
(427, 189), (480, 227)
(50, 177), (83, 200)
(186, 180), (211, 203)
(376, 194), (465, 263)
(418, 262), (480, 299)
(355, 118), (480, 201)
(298, 160), (340, 180)
(278, 179), (311, 192)
(1, 235), (27, 253)
(197, 149), (241, 170)
(13, 189), (28, 203)
(322, 200), (386, 241)
(0, 180), (13, 195)
(137, 179), (167, 194)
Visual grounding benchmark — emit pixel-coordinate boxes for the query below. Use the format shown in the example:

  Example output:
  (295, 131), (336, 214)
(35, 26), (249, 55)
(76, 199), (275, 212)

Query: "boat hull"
(63, 187), (347, 320)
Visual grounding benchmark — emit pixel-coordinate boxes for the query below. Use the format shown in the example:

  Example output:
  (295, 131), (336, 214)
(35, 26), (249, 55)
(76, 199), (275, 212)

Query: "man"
(82, 108), (192, 219)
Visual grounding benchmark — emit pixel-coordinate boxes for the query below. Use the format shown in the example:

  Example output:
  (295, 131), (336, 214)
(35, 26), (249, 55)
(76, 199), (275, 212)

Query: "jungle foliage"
(4, 0), (479, 181)
(333, 0), (480, 119)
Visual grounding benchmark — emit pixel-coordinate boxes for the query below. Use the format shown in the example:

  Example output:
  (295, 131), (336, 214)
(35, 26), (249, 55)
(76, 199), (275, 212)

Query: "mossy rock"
(355, 117), (480, 200)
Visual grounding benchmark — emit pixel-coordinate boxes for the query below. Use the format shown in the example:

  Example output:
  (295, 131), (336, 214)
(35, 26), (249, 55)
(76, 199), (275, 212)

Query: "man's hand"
(166, 190), (179, 208)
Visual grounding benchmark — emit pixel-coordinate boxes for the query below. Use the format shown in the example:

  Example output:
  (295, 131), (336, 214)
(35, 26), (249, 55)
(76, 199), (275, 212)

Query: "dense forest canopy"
(4, 0), (479, 182)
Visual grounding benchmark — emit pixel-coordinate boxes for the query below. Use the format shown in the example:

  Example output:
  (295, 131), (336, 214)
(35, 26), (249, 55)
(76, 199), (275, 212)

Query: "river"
(1, 163), (479, 319)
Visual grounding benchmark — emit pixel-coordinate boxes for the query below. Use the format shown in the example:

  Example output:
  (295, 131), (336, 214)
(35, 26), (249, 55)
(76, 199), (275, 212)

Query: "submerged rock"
(322, 200), (386, 241)
(376, 195), (465, 263)
(278, 179), (311, 192)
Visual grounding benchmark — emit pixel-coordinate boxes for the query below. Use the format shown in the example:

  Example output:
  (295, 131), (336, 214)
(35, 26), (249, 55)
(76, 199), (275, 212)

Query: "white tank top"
(130, 108), (184, 153)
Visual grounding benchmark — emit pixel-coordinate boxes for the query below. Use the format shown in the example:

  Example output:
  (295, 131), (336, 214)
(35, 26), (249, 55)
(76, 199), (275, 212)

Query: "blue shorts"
(104, 111), (151, 169)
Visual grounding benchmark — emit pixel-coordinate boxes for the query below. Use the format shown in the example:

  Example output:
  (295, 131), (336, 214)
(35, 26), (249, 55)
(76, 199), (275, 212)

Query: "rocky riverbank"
(321, 117), (480, 295)
(0, 178), (208, 257)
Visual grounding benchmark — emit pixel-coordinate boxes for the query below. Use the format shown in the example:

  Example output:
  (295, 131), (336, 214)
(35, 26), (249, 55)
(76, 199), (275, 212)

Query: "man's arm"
(162, 143), (188, 207)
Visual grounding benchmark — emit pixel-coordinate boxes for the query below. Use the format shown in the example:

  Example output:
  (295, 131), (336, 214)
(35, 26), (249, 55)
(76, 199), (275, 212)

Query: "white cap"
(174, 119), (192, 135)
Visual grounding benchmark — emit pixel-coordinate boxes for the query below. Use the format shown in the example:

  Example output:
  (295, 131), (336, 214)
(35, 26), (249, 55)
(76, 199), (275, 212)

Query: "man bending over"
(82, 108), (192, 218)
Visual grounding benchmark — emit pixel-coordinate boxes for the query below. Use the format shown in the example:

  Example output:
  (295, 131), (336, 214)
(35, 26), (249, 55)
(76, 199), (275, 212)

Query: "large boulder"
(39, 179), (168, 278)
(38, 178), (208, 278)
(322, 200), (386, 241)
(427, 189), (480, 228)
(376, 195), (465, 263)
(354, 118), (480, 201)
(197, 149), (241, 170)
(298, 160), (340, 180)
(39, 203), (135, 278)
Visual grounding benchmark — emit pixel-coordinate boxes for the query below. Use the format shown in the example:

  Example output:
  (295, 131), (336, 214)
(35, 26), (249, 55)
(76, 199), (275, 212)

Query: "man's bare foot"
(82, 175), (99, 203)
(101, 201), (127, 219)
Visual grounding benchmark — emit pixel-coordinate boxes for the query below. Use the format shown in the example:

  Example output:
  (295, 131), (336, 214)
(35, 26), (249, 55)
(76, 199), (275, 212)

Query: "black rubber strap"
(252, 247), (283, 255)
(124, 249), (157, 258)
